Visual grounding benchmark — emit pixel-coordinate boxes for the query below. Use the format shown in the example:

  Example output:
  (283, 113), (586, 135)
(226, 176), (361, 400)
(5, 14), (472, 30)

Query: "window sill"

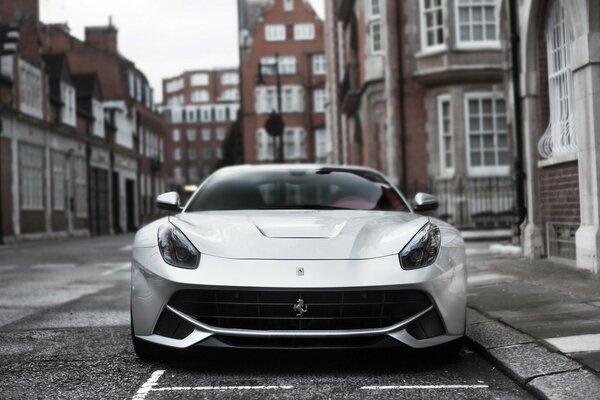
(467, 166), (510, 177)
(454, 42), (502, 51)
(538, 152), (578, 168)
(415, 46), (448, 59)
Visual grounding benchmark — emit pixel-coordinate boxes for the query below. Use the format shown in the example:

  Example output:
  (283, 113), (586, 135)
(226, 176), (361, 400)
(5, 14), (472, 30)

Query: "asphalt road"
(0, 235), (534, 399)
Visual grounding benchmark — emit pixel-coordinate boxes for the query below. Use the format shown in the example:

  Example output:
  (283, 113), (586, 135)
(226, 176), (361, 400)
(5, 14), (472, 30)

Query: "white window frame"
(419, 0), (446, 53)
(60, 82), (76, 127)
(464, 92), (509, 177)
(437, 94), (454, 177)
(265, 24), (286, 41)
(52, 152), (65, 211)
(173, 147), (182, 161)
(294, 23), (315, 41)
(221, 72), (239, 85)
(313, 89), (327, 113)
(187, 128), (197, 142)
(20, 144), (44, 210)
(312, 54), (326, 75)
(18, 59), (43, 119)
(455, 0), (500, 49)
(284, 0), (294, 11)
(191, 90), (209, 102)
(216, 127), (226, 141)
(190, 73), (209, 86)
(538, 0), (577, 159)
(172, 128), (181, 142)
(202, 128), (211, 142)
(166, 78), (184, 93)
(92, 99), (105, 138)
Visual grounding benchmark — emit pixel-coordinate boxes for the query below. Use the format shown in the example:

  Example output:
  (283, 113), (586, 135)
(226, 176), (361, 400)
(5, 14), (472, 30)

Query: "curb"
(464, 307), (600, 400)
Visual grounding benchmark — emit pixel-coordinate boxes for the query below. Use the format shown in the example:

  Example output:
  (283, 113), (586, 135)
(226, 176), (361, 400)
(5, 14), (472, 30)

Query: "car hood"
(170, 210), (428, 260)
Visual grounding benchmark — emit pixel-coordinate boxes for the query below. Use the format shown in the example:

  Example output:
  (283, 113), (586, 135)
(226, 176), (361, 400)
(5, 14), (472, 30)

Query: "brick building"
(0, 0), (166, 242)
(239, 0), (330, 164)
(502, 0), (600, 272)
(326, 0), (512, 226)
(158, 68), (240, 189)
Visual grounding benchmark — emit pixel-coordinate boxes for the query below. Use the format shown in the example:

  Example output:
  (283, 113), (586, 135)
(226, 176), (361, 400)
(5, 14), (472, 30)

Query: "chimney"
(84, 19), (118, 53)
(0, 0), (39, 23)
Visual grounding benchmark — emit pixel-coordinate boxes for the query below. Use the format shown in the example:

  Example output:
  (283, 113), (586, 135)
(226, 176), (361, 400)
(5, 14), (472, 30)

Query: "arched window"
(538, 0), (577, 158)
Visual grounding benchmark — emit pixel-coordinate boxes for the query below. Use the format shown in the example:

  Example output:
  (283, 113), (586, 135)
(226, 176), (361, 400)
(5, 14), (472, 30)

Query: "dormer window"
(61, 82), (76, 127)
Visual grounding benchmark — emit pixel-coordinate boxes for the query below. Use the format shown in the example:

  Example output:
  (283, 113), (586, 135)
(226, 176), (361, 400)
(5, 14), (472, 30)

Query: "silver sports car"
(131, 165), (466, 358)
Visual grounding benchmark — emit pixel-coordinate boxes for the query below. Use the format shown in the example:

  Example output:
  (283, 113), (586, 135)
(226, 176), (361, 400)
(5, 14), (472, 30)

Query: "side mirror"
(157, 192), (182, 213)
(413, 192), (438, 212)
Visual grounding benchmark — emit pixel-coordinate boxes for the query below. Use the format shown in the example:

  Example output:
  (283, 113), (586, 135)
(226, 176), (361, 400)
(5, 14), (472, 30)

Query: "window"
(190, 73), (209, 86)
(312, 54), (326, 75)
(538, 0), (576, 158)
(18, 59), (43, 119)
(261, 56), (296, 75)
(314, 89), (327, 113)
(315, 129), (331, 163)
(437, 95), (454, 176)
(256, 86), (304, 114)
(166, 78), (184, 93)
(256, 128), (306, 161)
(20, 144), (44, 210)
(203, 147), (212, 160)
(174, 167), (182, 180)
(420, 0), (445, 51)
(221, 72), (239, 85)
(294, 23), (315, 40)
(174, 147), (182, 161)
(367, 0), (382, 53)
(187, 109), (196, 122)
(129, 71), (136, 98)
(202, 128), (211, 142)
(74, 158), (87, 217)
(188, 148), (197, 161)
(284, 0), (294, 11)
(369, 21), (382, 53)
(52, 152), (65, 211)
(172, 128), (181, 142)
(92, 100), (104, 138)
(216, 127), (226, 140)
(219, 88), (239, 101)
(265, 24), (286, 41)
(456, 0), (498, 46)
(217, 147), (223, 159)
(191, 90), (209, 102)
(189, 167), (199, 181)
(61, 83), (76, 127)
(215, 107), (226, 122)
(465, 93), (509, 175)
(187, 128), (197, 142)
(201, 107), (212, 122)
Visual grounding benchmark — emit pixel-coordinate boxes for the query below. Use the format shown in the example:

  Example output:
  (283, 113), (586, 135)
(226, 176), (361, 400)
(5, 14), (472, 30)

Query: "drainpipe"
(395, 0), (408, 193)
(509, 0), (527, 237)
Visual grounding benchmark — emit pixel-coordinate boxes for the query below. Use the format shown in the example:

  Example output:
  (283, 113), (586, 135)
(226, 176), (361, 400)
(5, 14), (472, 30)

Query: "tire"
(436, 337), (464, 359)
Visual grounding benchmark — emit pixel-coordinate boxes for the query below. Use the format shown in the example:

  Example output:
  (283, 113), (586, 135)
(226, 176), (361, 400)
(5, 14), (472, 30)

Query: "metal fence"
(429, 177), (516, 230)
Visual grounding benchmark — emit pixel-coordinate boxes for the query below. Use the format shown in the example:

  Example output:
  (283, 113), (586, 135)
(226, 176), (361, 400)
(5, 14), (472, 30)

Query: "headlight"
(157, 223), (200, 269)
(399, 222), (441, 270)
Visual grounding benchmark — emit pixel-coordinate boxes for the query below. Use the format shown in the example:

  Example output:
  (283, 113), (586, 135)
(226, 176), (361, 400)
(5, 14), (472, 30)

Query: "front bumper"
(131, 246), (466, 350)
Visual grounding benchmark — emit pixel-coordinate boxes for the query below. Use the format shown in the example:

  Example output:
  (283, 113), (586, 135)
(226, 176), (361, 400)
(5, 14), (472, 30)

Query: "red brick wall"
(0, 138), (13, 238)
(539, 161), (580, 225)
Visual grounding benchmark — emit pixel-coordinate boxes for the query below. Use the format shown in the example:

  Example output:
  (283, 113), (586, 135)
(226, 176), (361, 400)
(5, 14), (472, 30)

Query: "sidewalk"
(465, 249), (600, 399)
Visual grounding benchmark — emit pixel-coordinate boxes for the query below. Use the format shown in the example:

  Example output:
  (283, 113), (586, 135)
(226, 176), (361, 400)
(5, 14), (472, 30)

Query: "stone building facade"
(502, 0), (600, 272)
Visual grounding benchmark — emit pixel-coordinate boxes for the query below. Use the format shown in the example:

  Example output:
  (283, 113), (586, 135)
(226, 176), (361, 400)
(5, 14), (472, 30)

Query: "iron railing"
(430, 177), (516, 230)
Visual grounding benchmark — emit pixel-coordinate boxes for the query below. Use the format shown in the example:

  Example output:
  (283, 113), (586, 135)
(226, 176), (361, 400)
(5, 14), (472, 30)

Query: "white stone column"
(573, 32), (600, 273)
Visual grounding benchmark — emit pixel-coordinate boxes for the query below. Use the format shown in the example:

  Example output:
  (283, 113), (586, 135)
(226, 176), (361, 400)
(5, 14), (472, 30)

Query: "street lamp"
(256, 53), (285, 163)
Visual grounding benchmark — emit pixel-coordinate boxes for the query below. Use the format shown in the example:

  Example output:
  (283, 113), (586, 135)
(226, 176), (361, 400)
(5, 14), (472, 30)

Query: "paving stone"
(466, 319), (534, 349)
(489, 344), (580, 384)
(527, 369), (600, 400)
(466, 307), (488, 325)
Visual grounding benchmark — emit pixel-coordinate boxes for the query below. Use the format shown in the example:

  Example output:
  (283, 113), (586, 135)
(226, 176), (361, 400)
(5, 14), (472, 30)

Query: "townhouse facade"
(158, 68), (240, 190)
(326, 0), (514, 228)
(501, 0), (600, 272)
(0, 0), (166, 242)
(239, 0), (331, 164)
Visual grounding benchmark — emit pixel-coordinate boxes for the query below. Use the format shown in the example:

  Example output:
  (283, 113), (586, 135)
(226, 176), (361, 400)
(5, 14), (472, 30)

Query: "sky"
(40, 0), (325, 103)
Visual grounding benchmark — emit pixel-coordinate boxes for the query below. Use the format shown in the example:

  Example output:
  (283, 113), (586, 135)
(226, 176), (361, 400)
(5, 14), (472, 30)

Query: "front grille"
(169, 289), (431, 331)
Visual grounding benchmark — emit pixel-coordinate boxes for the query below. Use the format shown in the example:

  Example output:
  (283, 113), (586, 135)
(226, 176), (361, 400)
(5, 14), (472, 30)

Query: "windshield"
(185, 168), (410, 212)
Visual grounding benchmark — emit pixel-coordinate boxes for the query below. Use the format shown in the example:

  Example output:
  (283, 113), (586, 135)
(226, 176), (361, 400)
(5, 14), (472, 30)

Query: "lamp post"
(256, 53), (285, 163)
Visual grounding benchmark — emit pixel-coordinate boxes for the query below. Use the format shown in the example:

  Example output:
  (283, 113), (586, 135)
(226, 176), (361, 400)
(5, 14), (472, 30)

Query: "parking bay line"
(132, 370), (293, 399)
(361, 384), (489, 390)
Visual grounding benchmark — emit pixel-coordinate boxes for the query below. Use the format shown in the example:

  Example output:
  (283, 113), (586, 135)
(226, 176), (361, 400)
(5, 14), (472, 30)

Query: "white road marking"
(101, 263), (130, 276)
(31, 263), (76, 270)
(152, 386), (294, 391)
(0, 265), (16, 271)
(132, 370), (165, 400)
(467, 273), (515, 285)
(545, 334), (600, 353)
(361, 385), (489, 390)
